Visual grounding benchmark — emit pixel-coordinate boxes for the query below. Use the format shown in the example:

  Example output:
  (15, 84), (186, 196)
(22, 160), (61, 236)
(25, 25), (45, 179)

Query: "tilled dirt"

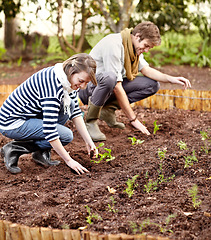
(0, 106), (210, 240)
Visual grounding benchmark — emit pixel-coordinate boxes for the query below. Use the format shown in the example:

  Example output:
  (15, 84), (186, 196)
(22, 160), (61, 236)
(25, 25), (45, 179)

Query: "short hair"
(132, 21), (161, 46)
(63, 53), (97, 85)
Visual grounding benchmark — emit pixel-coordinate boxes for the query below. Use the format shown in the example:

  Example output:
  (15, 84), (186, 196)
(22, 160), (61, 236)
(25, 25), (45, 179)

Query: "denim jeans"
(0, 100), (75, 149)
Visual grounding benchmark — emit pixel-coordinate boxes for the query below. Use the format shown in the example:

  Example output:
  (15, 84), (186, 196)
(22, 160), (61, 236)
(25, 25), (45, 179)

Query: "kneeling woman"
(0, 53), (98, 175)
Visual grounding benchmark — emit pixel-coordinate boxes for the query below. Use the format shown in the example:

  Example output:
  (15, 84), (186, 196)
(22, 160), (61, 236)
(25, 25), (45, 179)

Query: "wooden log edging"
(134, 89), (211, 112)
(0, 219), (171, 240)
(0, 85), (210, 112)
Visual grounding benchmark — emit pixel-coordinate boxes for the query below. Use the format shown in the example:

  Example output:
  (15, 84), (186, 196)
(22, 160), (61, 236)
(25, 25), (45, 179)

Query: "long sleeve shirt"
(0, 66), (82, 142)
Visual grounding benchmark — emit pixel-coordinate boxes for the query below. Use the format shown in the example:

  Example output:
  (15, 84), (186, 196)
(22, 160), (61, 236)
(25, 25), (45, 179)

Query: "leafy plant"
(200, 131), (210, 154)
(187, 184), (202, 209)
(177, 140), (188, 150)
(91, 143), (115, 163)
(184, 150), (198, 168)
(128, 136), (145, 145)
(124, 175), (139, 198)
(107, 196), (118, 213)
(153, 120), (162, 134)
(85, 205), (102, 224)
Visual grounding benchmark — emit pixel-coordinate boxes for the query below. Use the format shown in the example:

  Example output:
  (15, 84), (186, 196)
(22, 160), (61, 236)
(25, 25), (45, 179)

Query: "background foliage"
(0, 0), (210, 67)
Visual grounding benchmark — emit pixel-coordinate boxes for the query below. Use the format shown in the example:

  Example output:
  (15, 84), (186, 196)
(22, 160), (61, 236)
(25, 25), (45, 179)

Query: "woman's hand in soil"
(131, 119), (150, 135)
(65, 158), (89, 175)
(86, 143), (98, 159)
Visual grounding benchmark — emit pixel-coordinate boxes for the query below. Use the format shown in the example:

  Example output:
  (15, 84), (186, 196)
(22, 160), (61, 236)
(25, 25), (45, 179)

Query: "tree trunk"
(4, 16), (17, 49)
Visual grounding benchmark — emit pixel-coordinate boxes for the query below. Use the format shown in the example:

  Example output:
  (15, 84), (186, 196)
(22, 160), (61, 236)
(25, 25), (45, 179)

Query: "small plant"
(128, 136), (145, 145)
(184, 150), (198, 168)
(177, 140), (188, 150)
(200, 131), (210, 154)
(124, 175), (139, 198)
(144, 178), (158, 193)
(107, 196), (118, 213)
(153, 120), (162, 134)
(187, 184), (202, 209)
(129, 214), (176, 234)
(158, 148), (167, 161)
(91, 143), (115, 163)
(85, 205), (102, 224)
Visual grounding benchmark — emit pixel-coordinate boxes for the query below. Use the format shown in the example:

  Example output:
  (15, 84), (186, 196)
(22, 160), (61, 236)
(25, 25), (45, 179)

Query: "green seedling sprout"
(128, 136), (145, 145)
(124, 175), (139, 198)
(184, 150), (198, 168)
(91, 143), (115, 163)
(158, 148), (167, 161)
(177, 140), (188, 150)
(85, 205), (102, 224)
(187, 184), (202, 209)
(107, 196), (118, 213)
(200, 131), (210, 154)
(153, 120), (162, 134)
(129, 214), (176, 234)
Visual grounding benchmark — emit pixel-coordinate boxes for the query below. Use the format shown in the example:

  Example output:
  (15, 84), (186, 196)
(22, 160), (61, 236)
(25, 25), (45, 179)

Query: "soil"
(0, 62), (210, 240)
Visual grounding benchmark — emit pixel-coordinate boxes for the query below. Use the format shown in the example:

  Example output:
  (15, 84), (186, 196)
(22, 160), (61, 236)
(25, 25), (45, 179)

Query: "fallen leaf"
(78, 226), (87, 230)
(107, 186), (116, 194)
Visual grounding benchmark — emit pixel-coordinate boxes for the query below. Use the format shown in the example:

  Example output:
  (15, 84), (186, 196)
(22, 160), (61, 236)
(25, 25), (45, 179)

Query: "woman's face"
(69, 71), (91, 90)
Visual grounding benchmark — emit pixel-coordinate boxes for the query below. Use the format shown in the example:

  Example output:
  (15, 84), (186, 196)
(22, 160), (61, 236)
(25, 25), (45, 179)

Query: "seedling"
(107, 196), (118, 213)
(129, 214), (176, 234)
(177, 140), (188, 150)
(85, 205), (102, 224)
(187, 184), (202, 209)
(153, 120), (162, 134)
(91, 143), (115, 163)
(128, 136), (145, 145)
(144, 178), (158, 193)
(124, 175), (139, 198)
(184, 150), (198, 168)
(200, 131), (210, 154)
(158, 148), (167, 161)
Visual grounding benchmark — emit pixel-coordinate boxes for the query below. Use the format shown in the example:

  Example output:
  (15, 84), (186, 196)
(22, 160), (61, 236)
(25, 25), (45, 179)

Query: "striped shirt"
(0, 66), (82, 142)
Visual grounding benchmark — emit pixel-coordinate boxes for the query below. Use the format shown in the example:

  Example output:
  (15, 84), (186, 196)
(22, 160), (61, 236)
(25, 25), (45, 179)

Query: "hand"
(86, 143), (98, 158)
(65, 158), (89, 175)
(131, 119), (150, 135)
(169, 76), (191, 89)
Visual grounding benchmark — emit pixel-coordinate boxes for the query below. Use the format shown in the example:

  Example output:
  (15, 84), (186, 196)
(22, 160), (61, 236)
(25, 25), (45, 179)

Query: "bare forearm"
(50, 138), (73, 163)
(141, 66), (191, 88)
(141, 66), (168, 82)
(113, 84), (136, 121)
(73, 116), (94, 145)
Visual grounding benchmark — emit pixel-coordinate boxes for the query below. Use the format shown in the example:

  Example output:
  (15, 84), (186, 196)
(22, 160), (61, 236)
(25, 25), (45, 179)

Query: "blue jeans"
(0, 101), (75, 150)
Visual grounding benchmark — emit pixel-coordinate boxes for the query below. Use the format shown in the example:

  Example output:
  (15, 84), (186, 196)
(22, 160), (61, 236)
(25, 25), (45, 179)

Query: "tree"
(0, 0), (21, 48)
(47, 0), (96, 54)
(95, 0), (139, 32)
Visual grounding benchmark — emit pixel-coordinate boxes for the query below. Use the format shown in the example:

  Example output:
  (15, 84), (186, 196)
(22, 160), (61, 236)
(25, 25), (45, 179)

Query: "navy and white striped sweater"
(0, 66), (82, 142)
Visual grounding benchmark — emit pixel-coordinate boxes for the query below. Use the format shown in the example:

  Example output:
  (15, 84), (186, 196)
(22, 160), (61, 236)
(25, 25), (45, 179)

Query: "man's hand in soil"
(66, 158), (89, 175)
(167, 76), (192, 89)
(131, 119), (150, 135)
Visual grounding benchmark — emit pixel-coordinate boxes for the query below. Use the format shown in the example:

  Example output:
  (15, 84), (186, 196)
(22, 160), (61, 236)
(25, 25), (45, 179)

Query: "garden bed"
(0, 106), (210, 240)
(0, 63), (210, 239)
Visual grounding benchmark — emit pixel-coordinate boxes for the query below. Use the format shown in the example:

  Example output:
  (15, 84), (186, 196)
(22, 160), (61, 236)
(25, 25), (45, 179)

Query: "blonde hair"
(132, 21), (161, 46)
(63, 53), (97, 85)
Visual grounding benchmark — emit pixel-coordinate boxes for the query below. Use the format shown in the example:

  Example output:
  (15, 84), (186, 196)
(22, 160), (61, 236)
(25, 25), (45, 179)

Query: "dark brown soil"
(0, 63), (210, 239)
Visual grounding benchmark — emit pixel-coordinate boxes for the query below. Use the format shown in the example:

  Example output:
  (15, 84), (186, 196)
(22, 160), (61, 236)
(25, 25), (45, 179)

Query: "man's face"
(68, 71), (90, 90)
(132, 34), (154, 56)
